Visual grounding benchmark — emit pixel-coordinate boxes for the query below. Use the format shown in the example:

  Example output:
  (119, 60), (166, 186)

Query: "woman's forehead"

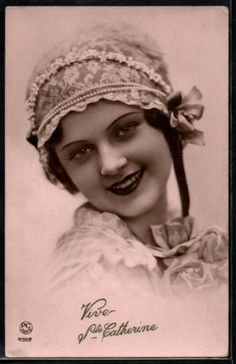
(59, 101), (142, 139)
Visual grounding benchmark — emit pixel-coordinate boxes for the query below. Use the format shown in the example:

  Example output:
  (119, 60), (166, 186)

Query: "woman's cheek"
(69, 162), (99, 196)
(139, 144), (171, 170)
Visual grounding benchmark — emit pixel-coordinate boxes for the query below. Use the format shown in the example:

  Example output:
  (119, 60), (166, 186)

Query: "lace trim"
(37, 83), (167, 148)
(26, 48), (172, 129)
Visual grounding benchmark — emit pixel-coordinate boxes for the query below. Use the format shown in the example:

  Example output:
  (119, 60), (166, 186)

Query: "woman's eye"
(116, 123), (138, 138)
(69, 145), (94, 161)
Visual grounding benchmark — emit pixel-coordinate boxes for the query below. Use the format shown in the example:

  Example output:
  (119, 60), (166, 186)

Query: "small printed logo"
(19, 321), (33, 335)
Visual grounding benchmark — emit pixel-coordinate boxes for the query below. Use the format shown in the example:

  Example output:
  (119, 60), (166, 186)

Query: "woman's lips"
(108, 169), (144, 196)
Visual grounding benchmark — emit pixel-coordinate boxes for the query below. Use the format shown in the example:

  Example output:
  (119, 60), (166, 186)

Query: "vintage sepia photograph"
(5, 6), (228, 357)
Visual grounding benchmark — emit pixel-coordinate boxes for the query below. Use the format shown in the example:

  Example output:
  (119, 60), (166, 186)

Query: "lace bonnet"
(26, 24), (204, 187)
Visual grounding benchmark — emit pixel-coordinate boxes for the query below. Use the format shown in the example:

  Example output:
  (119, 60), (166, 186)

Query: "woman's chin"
(89, 172), (167, 220)
(103, 191), (163, 220)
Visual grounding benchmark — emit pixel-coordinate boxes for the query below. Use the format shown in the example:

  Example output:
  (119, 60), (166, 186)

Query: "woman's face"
(55, 101), (172, 219)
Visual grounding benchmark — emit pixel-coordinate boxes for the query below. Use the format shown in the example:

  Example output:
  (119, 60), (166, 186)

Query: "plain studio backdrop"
(5, 6), (228, 356)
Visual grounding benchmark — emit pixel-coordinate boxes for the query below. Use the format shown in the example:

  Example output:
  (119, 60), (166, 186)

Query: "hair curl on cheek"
(44, 126), (79, 195)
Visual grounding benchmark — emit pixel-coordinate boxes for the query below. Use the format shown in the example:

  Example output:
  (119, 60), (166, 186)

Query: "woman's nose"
(99, 145), (127, 176)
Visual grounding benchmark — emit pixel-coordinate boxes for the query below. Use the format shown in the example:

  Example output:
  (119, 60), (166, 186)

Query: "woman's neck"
(124, 190), (169, 246)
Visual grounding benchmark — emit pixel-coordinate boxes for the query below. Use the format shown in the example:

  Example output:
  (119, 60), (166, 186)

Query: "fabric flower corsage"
(167, 86), (204, 146)
(162, 254), (227, 296)
(148, 217), (228, 295)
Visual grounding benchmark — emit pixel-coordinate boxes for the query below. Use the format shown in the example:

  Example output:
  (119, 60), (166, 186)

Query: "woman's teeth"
(113, 175), (137, 190)
(108, 170), (143, 196)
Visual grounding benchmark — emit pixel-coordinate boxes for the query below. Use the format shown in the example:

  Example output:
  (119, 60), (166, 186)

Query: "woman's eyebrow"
(59, 111), (142, 151)
(59, 139), (88, 152)
(107, 111), (143, 131)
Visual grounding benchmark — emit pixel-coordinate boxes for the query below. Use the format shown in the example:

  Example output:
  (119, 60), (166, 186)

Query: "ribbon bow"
(148, 216), (227, 266)
(167, 86), (205, 146)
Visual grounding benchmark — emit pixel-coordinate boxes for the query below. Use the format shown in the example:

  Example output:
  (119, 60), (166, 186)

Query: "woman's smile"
(55, 100), (172, 219)
(107, 169), (144, 196)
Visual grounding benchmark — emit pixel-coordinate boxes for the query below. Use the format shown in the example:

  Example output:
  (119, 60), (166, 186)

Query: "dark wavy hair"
(44, 109), (190, 217)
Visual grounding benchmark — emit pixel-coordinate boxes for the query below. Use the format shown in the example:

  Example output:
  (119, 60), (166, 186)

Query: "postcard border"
(1, 0), (234, 361)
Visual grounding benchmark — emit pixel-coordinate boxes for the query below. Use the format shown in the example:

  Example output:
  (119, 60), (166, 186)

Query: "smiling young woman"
(26, 24), (227, 299)
(53, 101), (172, 245)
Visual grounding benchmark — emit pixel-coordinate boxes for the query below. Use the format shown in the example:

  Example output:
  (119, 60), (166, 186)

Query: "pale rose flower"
(162, 253), (227, 296)
(197, 229), (228, 263)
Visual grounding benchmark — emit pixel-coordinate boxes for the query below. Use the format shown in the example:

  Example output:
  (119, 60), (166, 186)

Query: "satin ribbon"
(167, 86), (205, 145)
(147, 216), (227, 262)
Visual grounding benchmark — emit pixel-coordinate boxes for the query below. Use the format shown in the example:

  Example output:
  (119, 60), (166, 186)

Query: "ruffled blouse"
(47, 203), (228, 297)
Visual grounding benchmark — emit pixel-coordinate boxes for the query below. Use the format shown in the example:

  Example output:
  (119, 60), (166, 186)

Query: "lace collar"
(73, 203), (199, 260)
